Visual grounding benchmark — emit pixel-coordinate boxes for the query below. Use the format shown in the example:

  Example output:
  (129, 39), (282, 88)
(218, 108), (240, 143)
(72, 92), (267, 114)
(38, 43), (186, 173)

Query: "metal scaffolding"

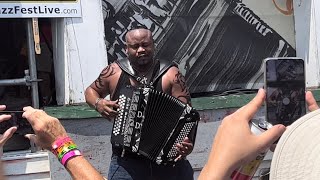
(0, 19), (40, 108)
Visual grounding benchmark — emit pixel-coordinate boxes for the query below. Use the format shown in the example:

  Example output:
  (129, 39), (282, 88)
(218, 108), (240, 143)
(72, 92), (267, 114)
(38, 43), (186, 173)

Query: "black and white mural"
(102, 0), (296, 96)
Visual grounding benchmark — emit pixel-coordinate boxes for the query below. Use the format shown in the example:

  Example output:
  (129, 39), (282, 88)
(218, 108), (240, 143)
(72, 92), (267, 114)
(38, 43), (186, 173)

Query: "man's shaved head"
(125, 28), (153, 43)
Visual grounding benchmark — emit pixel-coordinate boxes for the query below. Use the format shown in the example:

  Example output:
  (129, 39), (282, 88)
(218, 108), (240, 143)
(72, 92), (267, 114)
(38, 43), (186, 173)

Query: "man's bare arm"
(164, 67), (194, 157)
(170, 67), (191, 105)
(66, 156), (104, 180)
(85, 64), (117, 108)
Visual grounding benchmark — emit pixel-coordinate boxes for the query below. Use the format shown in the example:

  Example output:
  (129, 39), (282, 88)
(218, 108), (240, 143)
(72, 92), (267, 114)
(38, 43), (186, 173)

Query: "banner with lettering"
(102, 0), (295, 96)
(0, 0), (82, 18)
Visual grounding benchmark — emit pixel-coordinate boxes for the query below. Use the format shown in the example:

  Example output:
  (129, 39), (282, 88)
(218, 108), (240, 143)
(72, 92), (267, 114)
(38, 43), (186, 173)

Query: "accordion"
(111, 87), (200, 164)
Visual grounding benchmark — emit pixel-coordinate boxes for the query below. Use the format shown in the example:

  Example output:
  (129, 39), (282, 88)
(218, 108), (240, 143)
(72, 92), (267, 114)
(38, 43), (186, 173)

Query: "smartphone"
(264, 57), (306, 126)
(0, 111), (33, 134)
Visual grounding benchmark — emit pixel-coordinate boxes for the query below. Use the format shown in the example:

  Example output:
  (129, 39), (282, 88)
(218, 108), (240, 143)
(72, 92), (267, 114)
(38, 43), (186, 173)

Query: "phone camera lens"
(283, 97), (290, 105)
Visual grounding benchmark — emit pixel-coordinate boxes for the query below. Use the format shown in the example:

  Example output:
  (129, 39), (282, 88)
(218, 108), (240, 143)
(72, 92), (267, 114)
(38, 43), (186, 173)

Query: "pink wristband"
(52, 136), (72, 150)
(61, 149), (82, 166)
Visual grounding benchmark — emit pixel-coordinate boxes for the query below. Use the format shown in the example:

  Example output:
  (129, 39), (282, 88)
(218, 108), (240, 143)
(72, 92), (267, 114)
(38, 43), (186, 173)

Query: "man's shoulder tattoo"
(173, 71), (191, 104)
(94, 65), (116, 89)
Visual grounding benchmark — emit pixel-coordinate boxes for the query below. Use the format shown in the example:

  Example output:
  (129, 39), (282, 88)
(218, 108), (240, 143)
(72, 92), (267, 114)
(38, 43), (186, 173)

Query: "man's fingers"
(0, 105), (6, 111)
(182, 137), (191, 143)
(104, 100), (120, 110)
(101, 111), (114, 121)
(25, 134), (39, 145)
(102, 110), (110, 117)
(306, 91), (319, 111)
(176, 143), (182, 148)
(237, 88), (266, 121)
(0, 114), (12, 123)
(22, 106), (34, 113)
(22, 106), (39, 126)
(104, 107), (118, 116)
(3, 127), (17, 138)
(258, 124), (286, 150)
(106, 100), (118, 106)
(113, 100), (120, 108)
(22, 106), (34, 120)
(0, 127), (17, 145)
(175, 155), (182, 162)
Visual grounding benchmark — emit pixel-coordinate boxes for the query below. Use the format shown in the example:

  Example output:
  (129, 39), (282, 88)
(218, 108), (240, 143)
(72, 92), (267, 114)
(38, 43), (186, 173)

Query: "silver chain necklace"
(132, 61), (155, 85)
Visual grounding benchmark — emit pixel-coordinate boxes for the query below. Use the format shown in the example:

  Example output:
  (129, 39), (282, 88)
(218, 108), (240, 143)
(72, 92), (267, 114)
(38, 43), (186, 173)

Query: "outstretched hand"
(22, 106), (68, 150)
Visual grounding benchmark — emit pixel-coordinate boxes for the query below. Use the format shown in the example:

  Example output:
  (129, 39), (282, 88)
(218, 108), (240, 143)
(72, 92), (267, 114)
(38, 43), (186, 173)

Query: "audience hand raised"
(22, 106), (68, 150)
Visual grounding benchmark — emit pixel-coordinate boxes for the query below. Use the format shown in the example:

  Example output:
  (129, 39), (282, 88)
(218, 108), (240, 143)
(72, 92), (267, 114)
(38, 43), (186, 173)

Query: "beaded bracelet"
(61, 149), (82, 166)
(94, 98), (103, 111)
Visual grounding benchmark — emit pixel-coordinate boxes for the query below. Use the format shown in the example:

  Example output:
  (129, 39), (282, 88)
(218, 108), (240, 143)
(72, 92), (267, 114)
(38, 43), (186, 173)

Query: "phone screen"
(265, 58), (306, 126)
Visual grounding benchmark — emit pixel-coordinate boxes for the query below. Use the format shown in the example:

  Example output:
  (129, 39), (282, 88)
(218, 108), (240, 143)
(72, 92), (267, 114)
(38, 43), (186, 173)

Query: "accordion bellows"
(111, 87), (200, 164)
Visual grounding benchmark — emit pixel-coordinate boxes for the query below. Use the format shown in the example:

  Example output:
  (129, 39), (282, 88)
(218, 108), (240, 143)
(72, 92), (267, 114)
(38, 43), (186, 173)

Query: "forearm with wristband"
(51, 136), (82, 166)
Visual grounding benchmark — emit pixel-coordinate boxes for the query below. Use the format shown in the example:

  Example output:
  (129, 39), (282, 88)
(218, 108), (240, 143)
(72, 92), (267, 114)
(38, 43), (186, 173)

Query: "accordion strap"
(151, 60), (178, 86)
(116, 58), (135, 77)
(116, 58), (176, 87)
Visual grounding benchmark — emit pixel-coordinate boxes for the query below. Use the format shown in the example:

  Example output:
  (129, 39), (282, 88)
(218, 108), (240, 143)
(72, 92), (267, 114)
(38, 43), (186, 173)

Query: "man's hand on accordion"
(96, 99), (119, 121)
(175, 137), (194, 161)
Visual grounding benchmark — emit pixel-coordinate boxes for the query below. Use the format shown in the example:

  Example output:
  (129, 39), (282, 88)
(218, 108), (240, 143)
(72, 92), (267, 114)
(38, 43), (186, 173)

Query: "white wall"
(294, 0), (320, 88)
(309, 0), (320, 88)
(56, 0), (108, 105)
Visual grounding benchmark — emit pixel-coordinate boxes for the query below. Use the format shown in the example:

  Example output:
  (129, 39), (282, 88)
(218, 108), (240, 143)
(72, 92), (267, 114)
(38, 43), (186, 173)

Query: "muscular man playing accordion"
(85, 26), (199, 180)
